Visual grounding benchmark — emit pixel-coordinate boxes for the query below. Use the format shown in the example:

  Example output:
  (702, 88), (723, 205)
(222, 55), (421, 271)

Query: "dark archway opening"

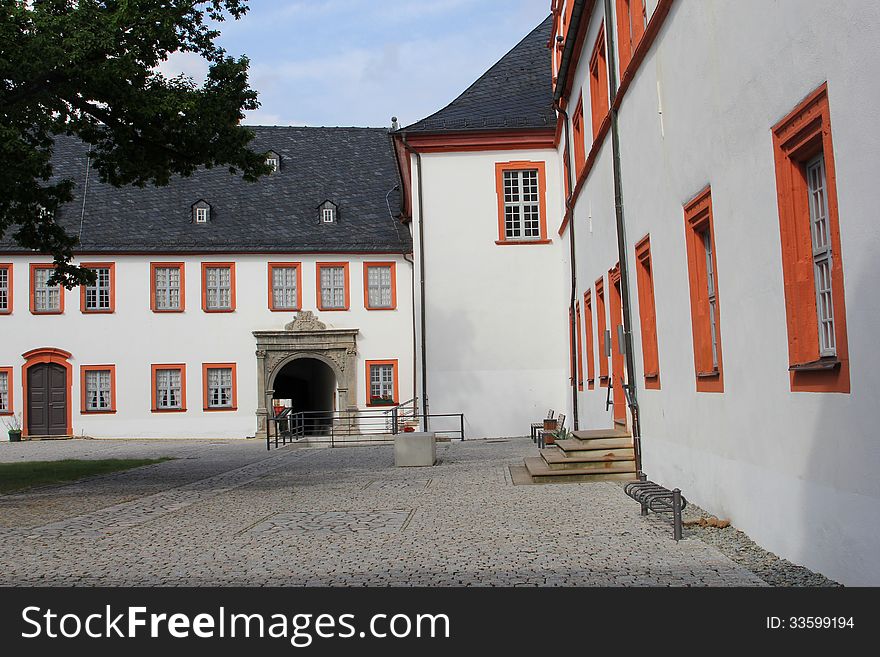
(271, 358), (336, 435)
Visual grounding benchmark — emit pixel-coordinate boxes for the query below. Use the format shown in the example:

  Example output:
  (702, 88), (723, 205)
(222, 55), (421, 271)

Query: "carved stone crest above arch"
(254, 313), (359, 437)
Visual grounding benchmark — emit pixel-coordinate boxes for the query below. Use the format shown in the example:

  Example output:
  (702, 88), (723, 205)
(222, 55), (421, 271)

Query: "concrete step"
(571, 428), (631, 440)
(539, 448), (635, 470)
(556, 437), (633, 452)
(523, 456), (638, 483)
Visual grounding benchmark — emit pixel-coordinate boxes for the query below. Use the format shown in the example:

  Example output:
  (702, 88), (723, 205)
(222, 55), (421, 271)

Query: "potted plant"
(3, 413), (22, 442)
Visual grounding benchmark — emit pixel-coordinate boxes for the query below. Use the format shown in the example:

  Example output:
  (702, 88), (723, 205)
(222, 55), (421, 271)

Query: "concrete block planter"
(394, 432), (436, 467)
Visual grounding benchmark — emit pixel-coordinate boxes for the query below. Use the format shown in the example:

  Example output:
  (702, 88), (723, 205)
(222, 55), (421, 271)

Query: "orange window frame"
(365, 359), (399, 406)
(200, 262), (236, 313)
(616, 0), (647, 74)
(29, 263), (64, 314)
(584, 290), (596, 389)
(595, 277), (609, 386)
(575, 300), (584, 390)
(0, 366), (13, 415)
(0, 264), (12, 314)
(316, 262), (351, 311)
(267, 262), (303, 312)
(589, 23), (610, 141)
(494, 161), (550, 245)
(572, 96), (586, 176)
(635, 236), (660, 389)
(79, 262), (116, 314)
(151, 363), (187, 413)
(684, 187), (724, 393)
(202, 362), (238, 412)
(80, 365), (117, 414)
(772, 83), (849, 393)
(363, 262), (398, 310)
(150, 262), (186, 313)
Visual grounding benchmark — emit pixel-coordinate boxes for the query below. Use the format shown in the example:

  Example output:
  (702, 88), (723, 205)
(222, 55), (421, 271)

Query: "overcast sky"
(160, 0), (550, 129)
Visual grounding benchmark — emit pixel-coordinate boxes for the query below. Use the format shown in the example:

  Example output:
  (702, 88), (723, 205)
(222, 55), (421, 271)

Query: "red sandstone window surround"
(684, 187), (723, 393)
(589, 23), (610, 141)
(772, 83), (849, 394)
(635, 235), (660, 389)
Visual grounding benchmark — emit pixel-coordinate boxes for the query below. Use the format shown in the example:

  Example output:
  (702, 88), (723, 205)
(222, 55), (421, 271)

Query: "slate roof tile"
(0, 126), (411, 254)
(402, 15), (555, 134)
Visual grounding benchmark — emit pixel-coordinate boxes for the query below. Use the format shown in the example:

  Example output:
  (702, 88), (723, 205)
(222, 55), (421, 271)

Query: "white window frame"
(502, 169), (541, 240)
(205, 266), (232, 310)
(206, 367), (233, 409)
(155, 368), (183, 410)
(84, 267), (112, 311)
(369, 364), (395, 403)
(0, 371), (8, 413)
(322, 207), (336, 224)
(320, 266), (346, 309)
(195, 207), (209, 223)
(806, 153), (836, 357)
(85, 369), (112, 412)
(154, 265), (182, 311)
(33, 266), (60, 312)
(366, 265), (393, 309)
(701, 228), (719, 370)
(266, 157), (279, 172)
(271, 266), (299, 310)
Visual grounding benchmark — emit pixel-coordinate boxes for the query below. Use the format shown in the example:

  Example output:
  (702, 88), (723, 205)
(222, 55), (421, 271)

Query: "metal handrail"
(267, 409), (464, 450)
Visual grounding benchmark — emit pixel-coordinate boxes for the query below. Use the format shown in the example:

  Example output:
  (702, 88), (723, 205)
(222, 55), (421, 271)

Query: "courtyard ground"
(0, 437), (835, 586)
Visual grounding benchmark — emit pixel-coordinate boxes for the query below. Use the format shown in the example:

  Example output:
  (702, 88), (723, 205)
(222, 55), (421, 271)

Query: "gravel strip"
(637, 495), (841, 587)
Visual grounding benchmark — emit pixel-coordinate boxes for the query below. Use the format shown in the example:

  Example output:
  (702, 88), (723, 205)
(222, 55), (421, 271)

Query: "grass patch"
(0, 458), (172, 493)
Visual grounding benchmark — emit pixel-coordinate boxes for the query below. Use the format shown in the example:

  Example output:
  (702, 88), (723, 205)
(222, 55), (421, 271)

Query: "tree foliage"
(0, 0), (270, 286)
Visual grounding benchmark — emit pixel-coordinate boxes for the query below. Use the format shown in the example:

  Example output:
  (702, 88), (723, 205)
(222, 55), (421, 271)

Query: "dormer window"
(318, 200), (338, 224)
(192, 200), (211, 224)
(265, 150), (280, 173)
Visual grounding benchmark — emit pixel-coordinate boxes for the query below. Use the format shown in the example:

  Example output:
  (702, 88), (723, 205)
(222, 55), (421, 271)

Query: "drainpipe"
(602, 0), (642, 474)
(403, 253), (418, 405)
(397, 134), (430, 429)
(555, 98), (579, 431)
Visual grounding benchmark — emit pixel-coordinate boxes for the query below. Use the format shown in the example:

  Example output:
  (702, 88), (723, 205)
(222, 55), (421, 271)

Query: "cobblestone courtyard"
(0, 437), (817, 586)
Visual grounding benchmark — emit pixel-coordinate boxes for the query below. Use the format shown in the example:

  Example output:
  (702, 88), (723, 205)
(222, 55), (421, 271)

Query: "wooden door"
(27, 363), (68, 436)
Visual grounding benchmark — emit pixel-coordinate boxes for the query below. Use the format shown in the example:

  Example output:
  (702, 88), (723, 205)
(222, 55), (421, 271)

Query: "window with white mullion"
(154, 266), (181, 311)
(156, 369), (182, 410)
(207, 368), (233, 408)
(272, 267), (299, 309)
(320, 266), (345, 309)
(0, 267), (8, 311)
(370, 365), (394, 402)
(85, 370), (112, 411)
(0, 371), (8, 412)
(702, 228), (719, 370)
(367, 266), (392, 308)
(806, 154), (836, 356)
(503, 170), (541, 240)
(33, 267), (59, 312)
(206, 267), (231, 310)
(85, 267), (111, 310)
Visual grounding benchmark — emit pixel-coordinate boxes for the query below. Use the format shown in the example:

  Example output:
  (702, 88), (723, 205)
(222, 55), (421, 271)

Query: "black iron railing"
(266, 403), (464, 450)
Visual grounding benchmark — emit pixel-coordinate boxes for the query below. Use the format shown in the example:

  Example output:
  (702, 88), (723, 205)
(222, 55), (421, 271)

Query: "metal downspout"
(399, 134), (430, 429)
(556, 99), (579, 431)
(602, 0), (642, 474)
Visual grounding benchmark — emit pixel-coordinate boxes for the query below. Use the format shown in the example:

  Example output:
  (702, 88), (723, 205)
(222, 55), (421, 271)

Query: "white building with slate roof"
(1, 1), (879, 586)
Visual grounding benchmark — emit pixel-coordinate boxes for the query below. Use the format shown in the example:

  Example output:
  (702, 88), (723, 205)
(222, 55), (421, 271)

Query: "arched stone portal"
(254, 311), (359, 438)
(271, 357), (337, 435)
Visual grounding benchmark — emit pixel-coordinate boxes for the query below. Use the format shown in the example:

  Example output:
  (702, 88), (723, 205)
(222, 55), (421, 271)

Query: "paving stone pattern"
(0, 436), (812, 587)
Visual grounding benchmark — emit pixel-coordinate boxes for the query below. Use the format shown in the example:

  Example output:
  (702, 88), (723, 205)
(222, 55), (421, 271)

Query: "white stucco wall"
(564, 0), (880, 585)
(410, 148), (570, 439)
(0, 253), (414, 439)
